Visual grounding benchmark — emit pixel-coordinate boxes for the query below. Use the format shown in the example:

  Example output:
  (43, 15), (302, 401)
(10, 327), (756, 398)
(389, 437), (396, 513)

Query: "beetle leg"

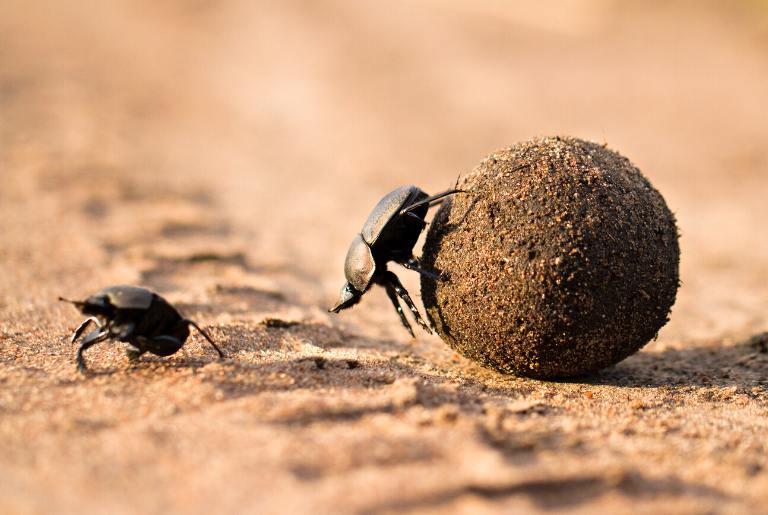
(110, 322), (136, 340)
(400, 188), (463, 215)
(125, 345), (145, 362)
(399, 257), (443, 281)
(383, 283), (415, 338)
(404, 211), (427, 225)
(184, 320), (225, 358)
(76, 329), (109, 373)
(135, 335), (186, 357)
(70, 317), (102, 343)
(383, 271), (432, 335)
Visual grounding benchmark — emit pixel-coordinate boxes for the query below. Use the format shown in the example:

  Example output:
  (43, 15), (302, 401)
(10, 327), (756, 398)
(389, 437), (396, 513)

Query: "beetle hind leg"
(400, 188), (463, 215)
(184, 320), (224, 358)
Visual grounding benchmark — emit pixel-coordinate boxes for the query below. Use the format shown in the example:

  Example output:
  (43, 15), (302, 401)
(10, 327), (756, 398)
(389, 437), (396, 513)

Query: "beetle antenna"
(184, 319), (225, 358)
(58, 297), (85, 308)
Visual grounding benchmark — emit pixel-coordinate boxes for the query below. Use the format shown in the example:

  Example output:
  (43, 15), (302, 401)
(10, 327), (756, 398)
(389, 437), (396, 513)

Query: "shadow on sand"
(584, 332), (768, 389)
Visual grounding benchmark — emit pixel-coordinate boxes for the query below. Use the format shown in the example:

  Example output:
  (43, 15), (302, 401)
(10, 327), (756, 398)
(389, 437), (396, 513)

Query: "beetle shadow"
(88, 319), (532, 421)
(364, 469), (729, 514)
(69, 319), (768, 394)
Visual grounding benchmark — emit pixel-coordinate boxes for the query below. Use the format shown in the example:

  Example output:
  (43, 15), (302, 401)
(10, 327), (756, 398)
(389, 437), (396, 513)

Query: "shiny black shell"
(79, 285), (190, 354)
(89, 285), (155, 309)
(361, 185), (424, 245)
(342, 185), (430, 292)
(364, 186), (429, 264)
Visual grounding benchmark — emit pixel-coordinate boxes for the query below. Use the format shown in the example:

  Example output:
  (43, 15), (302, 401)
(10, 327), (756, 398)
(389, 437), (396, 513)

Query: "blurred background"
(2, 0), (767, 337)
(2, 1), (768, 513)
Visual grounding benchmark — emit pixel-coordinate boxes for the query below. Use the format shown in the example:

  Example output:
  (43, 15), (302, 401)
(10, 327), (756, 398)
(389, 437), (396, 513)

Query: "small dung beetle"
(329, 184), (461, 336)
(60, 285), (224, 373)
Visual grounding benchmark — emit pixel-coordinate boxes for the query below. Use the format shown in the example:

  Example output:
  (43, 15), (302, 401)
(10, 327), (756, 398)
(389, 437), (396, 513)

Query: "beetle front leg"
(383, 283), (415, 338)
(77, 329), (109, 373)
(70, 317), (102, 343)
(383, 271), (432, 335)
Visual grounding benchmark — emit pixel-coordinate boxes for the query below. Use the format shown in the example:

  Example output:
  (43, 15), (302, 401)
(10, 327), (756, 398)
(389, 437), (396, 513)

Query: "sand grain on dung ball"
(421, 137), (680, 378)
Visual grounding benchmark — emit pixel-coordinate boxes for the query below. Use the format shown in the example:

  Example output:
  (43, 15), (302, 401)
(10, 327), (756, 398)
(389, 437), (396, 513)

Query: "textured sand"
(1, 1), (768, 514)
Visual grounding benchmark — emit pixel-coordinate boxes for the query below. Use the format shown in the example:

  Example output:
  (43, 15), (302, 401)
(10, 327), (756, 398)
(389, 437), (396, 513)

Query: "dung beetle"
(60, 285), (224, 372)
(329, 184), (461, 336)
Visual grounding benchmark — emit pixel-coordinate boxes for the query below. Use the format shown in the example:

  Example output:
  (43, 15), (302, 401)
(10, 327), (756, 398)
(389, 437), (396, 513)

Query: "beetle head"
(59, 294), (114, 317)
(329, 283), (362, 313)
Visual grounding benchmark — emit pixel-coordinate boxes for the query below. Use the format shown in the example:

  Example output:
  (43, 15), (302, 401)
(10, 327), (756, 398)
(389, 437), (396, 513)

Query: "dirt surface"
(1, 1), (768, 513)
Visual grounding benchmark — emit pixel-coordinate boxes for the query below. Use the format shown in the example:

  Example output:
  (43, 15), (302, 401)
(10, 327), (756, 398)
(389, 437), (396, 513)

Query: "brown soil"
(422, 137), (680, 378)
(2, 1), (768, 514)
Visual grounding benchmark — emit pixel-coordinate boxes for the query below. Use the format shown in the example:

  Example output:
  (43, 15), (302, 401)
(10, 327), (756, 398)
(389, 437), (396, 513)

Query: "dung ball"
(421, 137), (680, 378)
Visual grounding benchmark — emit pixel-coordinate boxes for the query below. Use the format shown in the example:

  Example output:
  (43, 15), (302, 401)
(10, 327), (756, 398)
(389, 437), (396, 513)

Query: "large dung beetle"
(329, 184), (460, 336)
(60, 285), (224, 372)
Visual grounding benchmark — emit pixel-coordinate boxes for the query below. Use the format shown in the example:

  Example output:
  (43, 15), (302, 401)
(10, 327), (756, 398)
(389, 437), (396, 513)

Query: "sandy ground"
(1, 1), (768, 513)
